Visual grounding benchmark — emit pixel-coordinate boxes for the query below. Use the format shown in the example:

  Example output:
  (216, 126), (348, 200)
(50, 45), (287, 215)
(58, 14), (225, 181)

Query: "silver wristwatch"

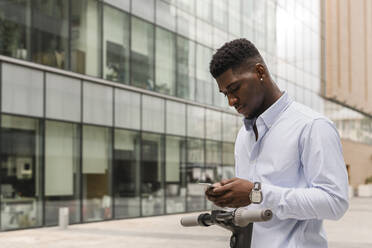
(249, 182), (263, 204)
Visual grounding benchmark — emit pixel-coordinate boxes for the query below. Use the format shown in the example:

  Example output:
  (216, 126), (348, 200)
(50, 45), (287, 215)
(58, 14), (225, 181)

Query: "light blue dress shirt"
(235, 92), (349, 248)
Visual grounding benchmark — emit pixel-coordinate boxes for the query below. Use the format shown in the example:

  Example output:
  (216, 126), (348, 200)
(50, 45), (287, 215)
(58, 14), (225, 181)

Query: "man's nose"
(228, 94), (238, 106)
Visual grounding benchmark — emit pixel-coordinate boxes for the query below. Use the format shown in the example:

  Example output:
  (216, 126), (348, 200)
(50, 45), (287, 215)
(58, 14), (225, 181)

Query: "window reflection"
(141, 133), (165, 216)
(156, 0), (176, 31)
(70, 0), (101, 76)
(213, 0), (227, 31)
(0, 0), (29, 60)
(0, 115), (43, 230)
(186, 138), (205, 211)
(222, 142), (235, 180)
(228, 0), (241, 36)
(176, 37), (195, 100)
(177, 0), (194, 13)
(165, 136), (186, 213)
(131, 0), (154, 22)
(196, 0), (211, 22)
(205, 140), (221, 209)
(196, 19), (212, 47)
(155, 27), (176, 95)
(166, 100), (186, 136)
(206, 109), (222, 141)
(45, 121), (80, 226)
(103, 5), (130, 84)
(114, 129), (140, 218)
(131, 17), (155, 90)
(31, 0), (69, 69)
(196, 44), (213, 104)
(176, 9), (196, 40)
(82, 125), (112, 222)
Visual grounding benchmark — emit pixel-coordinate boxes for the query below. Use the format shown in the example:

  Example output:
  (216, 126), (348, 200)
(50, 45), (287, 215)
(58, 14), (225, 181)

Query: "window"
(31, 0), (69, 69)
(141, 133), (165, 216)
(222, 113), (238, 142)
(206, 109), (222, 141)
(155, 27), (176, 95)
(156, 0), (176, 31)
(70, 0), (101, 76)
(45, 121), (80, 225)
(46, 73), (81, 122)
(213, 0), (227, 31)
(83, 82), (113, 126)
(131, 17), (155, 90)
(103, 5), (130, 84)
(82, 125), (112, 222)
(222, 142), (235, 179)
(142, 95), (165, 133)
(228, 0), (241, 36)
(176, 37), (195, 100)
(205, 140), (221, 209)
(165, 136), (186, 213)
(105, 0), (130, 12)
(196, 19), (212, 47)
(186, 138), (205, 211)
(196, 0), (211, 22)
(114, 129), (140, 218)
(166, 100), (186, 136)
(187, 105), (205, 138)
(1, 63), (43, 117)
(0, 0), (29, 61)
(176, 0), (194, 13)
(0, 115), (43, 230)
(205, 140), (221, 182)
(195, 44), (213, 104)
(213, 27), (228, 50)
(176, 9), (196, 40)
(132, 0), (155, 22)
(114, 89), (141, 130)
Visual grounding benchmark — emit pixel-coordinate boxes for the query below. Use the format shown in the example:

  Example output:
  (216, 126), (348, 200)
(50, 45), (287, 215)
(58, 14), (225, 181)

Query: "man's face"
(216, 68), (265, 119)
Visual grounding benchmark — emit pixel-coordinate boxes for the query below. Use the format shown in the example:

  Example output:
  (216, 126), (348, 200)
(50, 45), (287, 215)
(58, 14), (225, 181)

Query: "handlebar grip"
(233, 208), (273, 227)
(180, 215), (200, 227)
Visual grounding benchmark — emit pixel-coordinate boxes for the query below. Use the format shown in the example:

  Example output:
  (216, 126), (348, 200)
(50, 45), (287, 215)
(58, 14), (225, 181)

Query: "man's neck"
(254, 83), (282, 121)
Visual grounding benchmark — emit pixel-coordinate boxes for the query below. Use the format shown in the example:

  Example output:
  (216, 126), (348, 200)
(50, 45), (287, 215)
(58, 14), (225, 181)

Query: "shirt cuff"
(260, 183), (285, 214)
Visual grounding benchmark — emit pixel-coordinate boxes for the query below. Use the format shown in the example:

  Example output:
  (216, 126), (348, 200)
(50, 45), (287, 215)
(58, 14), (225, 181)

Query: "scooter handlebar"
(180, 215), (200, 227)
(180, 208), (272, 228)
(233, 208), (272, 227)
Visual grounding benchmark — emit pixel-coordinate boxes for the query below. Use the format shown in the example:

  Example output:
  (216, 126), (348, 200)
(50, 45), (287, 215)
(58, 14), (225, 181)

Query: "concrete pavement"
(0, 197), (371, 248)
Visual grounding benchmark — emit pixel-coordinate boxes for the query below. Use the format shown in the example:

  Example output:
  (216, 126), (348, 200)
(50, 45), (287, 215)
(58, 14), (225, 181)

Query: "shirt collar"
(243, 91), (292, 131)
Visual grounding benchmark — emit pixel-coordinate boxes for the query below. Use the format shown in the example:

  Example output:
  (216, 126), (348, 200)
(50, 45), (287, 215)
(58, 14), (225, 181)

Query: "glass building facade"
(0, 0), (371, 231)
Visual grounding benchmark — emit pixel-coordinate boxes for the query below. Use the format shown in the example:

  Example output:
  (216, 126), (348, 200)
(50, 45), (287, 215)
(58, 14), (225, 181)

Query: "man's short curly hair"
(209, 38), (263, 78)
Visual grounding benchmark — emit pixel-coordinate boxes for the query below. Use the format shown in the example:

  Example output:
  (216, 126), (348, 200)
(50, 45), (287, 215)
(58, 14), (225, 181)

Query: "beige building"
(326, 0), (372, 187)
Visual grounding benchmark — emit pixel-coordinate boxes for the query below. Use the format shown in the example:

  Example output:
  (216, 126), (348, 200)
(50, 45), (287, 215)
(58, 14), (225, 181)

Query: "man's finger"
(213, 191), (234, 204)
(213, 180), (236, 193)
(220, 177), (237, 186)
(212, 182), (222, 188)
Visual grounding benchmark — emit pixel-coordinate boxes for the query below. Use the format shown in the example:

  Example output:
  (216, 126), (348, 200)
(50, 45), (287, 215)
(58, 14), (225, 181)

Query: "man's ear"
(255, 63), (266, 80)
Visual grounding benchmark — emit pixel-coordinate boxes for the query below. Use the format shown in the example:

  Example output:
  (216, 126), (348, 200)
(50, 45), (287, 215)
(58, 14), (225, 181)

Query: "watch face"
(251, 191), (262, 203)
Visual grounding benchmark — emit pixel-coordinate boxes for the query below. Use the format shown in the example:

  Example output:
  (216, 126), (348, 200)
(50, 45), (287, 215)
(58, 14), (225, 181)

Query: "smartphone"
(198, 182), (215, 189)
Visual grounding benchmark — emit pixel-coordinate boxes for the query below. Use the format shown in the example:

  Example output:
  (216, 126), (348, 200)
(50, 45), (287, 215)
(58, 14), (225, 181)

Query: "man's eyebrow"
(219, 80), (240, 94)
(226, 80), (241, 90)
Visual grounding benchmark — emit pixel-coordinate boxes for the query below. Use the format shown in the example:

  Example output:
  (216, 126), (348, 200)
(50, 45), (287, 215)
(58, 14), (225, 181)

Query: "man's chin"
(243, 111), (255, 119)
(238, 108), (251, 118)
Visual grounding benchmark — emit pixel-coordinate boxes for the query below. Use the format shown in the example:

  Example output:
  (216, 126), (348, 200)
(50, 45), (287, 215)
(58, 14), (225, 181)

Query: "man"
(206, 39), (349, 247)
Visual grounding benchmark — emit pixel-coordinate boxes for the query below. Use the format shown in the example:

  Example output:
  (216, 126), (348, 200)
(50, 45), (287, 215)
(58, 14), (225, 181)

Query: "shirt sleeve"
(260, 118), (349, 220)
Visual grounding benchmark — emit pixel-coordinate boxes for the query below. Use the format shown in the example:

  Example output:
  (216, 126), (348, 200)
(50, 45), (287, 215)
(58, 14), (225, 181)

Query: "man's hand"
(205, 178), (254, 208)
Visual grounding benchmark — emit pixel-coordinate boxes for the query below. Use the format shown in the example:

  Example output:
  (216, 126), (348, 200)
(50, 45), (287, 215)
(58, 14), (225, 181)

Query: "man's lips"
(236, 105), (246, 113)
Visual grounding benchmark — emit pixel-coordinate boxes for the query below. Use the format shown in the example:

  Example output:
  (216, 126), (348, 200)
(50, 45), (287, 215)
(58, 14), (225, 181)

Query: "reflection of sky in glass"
(325, 102), (372, 145)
